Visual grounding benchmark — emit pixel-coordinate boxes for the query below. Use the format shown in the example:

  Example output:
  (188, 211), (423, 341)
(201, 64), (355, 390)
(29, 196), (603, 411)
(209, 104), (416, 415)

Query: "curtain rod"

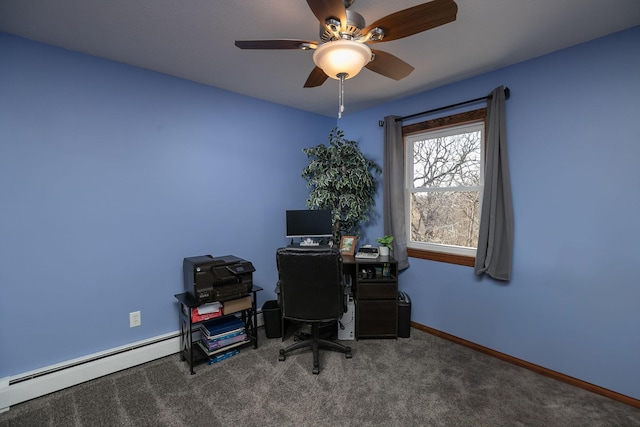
(378, 87), (510, 126)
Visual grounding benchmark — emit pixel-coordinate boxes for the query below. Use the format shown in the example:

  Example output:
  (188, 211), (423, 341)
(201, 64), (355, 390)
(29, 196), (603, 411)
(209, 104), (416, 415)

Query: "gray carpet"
(1, 327), (638, 426)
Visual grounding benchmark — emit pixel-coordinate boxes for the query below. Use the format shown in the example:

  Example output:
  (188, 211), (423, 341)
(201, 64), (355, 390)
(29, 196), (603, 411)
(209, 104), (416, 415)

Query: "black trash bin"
(398, 292), (411, 338)
(262, 300), (282, 338)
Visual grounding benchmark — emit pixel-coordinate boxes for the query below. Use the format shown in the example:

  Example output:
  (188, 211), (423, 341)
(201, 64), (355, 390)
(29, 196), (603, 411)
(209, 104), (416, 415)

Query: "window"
(403, 109), (486, 266)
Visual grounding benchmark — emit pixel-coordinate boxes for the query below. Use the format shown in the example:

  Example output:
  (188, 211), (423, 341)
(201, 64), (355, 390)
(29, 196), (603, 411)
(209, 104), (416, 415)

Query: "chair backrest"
(276, 246), (344, 323)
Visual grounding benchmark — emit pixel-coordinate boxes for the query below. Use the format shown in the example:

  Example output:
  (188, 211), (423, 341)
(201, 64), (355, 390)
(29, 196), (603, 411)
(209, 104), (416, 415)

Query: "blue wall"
(2, 26), (639, 401)
(341, 26), (640, 400)
(0, 33), (334, 376)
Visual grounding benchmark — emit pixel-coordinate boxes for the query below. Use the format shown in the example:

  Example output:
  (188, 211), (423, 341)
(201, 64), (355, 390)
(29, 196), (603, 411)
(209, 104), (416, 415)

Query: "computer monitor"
(285, 209), (333, 244)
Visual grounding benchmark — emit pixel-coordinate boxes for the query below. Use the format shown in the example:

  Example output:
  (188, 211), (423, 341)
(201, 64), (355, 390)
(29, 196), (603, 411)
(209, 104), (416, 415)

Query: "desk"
(342, 255), (398, 339)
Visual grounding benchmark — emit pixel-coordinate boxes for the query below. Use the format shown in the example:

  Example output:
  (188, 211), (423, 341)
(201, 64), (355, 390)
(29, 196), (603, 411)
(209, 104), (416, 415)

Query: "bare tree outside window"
(405, 121), (484, 256)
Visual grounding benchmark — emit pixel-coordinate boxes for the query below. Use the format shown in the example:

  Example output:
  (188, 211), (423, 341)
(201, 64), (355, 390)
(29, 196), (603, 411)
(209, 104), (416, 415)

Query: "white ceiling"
(1, 0), (639, 118)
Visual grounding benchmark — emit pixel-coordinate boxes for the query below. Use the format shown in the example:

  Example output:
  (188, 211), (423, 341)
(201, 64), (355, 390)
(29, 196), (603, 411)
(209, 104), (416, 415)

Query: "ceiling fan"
(235, 0), (458, 116)
(236, 0), (458, 118)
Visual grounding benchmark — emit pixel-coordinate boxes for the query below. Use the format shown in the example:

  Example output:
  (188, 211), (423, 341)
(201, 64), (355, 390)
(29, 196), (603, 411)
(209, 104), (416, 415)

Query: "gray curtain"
(474, 86), (514, 280)
(383, 115), (409, 270)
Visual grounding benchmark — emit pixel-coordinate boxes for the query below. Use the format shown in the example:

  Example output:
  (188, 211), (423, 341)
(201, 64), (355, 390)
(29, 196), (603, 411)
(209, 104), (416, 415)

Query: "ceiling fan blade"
(235, 39), (316, 50)
(363, 0), (458, 43)
(306, 0), (347, 32)
(366, 49), (414, 80)
(304, 66), (329, 88)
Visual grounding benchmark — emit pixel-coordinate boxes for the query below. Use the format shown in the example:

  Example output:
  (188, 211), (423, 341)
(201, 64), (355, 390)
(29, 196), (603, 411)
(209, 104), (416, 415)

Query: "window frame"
(402, 108), (487, 267)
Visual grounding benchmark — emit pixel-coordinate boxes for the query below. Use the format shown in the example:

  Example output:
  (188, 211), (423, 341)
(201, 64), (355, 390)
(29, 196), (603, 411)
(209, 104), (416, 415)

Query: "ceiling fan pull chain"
(338, 73), (345, 118)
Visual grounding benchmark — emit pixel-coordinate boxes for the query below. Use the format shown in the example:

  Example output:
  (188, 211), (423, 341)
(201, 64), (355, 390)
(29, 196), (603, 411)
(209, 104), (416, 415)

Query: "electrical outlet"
(129, 311), (141, 328)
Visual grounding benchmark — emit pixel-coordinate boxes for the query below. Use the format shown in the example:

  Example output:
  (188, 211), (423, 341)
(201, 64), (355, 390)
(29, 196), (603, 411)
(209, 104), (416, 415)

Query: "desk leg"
(186, 304), (196, 375)
(252, 289), (259, 349)
(177, 302), (196, 374)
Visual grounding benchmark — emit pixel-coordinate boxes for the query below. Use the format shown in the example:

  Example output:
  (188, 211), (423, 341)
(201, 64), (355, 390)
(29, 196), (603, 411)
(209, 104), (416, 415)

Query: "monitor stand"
(299, 238), (320, 247)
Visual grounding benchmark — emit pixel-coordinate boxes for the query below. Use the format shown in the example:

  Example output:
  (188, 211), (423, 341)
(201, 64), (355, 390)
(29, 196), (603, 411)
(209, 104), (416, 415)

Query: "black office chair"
(276, 246), (352, 374)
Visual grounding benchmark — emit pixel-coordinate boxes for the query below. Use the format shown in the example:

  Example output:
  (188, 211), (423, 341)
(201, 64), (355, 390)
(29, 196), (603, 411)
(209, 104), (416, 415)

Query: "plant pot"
(379, 246), (390, 256)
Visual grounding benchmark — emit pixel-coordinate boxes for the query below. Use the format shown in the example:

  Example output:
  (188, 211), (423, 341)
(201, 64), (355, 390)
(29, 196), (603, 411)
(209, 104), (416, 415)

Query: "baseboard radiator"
(1, 312), (266, 412)
(412, 321), (640, 409)
(0, 331), (180, 412)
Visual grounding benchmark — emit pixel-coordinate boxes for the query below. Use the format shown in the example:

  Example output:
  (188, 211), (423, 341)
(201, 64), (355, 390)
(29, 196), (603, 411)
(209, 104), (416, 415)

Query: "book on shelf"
(200, 326), (246, 341)
(200, 330), (247, 351)
(200, 316), (245, 338)
(196, 339), (249, 357)
(201, 326), (245, 342)
(207, 348), (240, 365)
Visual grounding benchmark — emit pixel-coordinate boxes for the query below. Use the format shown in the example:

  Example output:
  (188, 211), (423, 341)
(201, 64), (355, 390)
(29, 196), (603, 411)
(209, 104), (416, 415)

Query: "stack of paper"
(191, 302), (222, 323)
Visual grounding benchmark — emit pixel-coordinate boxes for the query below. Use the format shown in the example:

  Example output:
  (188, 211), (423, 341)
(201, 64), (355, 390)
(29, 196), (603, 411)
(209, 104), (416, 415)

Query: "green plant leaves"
(302, 127), (381, 242)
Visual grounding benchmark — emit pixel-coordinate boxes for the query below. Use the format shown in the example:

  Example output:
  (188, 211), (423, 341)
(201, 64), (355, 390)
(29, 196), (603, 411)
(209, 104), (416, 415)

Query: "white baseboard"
(1, 331), (180, 412)
(0, 378), (8, 414)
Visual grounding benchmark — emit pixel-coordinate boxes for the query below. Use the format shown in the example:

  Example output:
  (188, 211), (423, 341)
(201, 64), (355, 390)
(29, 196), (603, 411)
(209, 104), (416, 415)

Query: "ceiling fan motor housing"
(320, 9), (366, 41)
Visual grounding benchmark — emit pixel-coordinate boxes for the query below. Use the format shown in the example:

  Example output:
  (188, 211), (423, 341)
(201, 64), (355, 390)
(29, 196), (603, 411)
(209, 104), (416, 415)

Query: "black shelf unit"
(174, 285), (263, 374)
(343, 255), (399, 339)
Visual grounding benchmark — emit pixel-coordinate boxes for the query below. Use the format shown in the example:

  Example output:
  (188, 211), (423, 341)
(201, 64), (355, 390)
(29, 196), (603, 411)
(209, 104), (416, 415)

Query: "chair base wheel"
(277, 323), (353, 373)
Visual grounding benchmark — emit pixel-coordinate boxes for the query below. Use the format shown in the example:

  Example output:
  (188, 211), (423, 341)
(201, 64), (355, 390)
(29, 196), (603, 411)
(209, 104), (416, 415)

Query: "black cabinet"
(343, 256), (398, 339)
(174, 286), (262, 374)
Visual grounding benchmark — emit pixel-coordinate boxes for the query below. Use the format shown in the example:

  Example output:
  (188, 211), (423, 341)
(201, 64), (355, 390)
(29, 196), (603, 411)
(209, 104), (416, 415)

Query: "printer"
(183, 255), (255, 303)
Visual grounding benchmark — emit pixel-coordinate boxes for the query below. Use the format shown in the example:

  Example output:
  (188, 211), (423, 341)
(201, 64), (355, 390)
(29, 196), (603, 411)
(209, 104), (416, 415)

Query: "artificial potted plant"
(376, 235), (394, 257)
(302, 127), (381, 243)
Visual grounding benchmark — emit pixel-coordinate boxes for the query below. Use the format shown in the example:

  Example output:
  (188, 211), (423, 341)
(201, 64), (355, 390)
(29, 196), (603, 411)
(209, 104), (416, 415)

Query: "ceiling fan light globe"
(312, 40), (372, 80)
